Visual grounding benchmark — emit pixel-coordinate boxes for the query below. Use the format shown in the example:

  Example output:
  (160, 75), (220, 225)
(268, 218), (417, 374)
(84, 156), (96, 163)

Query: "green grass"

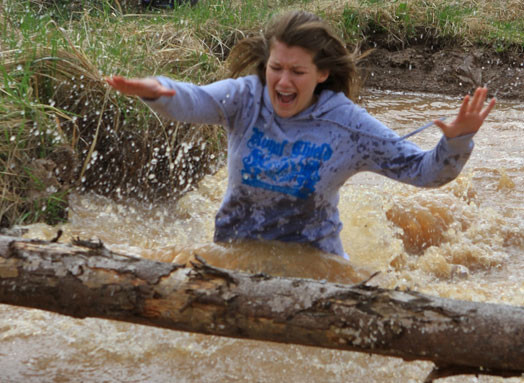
(1, 0), (523, 228)
(337, 0), (524, 47)
(488, 20), (524, 52)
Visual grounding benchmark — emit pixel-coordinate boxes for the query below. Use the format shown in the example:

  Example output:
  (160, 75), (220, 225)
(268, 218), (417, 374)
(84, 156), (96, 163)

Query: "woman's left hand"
(434, 87), (496, 138)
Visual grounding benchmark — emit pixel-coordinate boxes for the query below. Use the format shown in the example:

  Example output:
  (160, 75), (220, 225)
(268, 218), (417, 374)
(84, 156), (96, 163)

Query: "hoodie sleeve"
(142, 75), (261, 132)
(351, 107), (474, 187)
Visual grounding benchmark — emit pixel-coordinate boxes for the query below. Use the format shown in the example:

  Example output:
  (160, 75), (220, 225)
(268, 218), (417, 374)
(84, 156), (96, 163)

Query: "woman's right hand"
(105, 76), (176, 100)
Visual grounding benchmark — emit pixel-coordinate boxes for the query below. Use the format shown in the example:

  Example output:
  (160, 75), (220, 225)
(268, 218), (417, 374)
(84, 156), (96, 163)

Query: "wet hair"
(228, 10), (362, 101)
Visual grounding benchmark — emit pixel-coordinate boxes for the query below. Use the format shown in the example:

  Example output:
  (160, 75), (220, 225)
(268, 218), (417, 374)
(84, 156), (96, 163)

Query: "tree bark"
(0, 234), (523, 381)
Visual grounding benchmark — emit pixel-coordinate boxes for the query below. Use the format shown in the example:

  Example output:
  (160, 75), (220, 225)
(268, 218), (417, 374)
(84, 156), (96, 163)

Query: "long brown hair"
(228, 10), (362, 101)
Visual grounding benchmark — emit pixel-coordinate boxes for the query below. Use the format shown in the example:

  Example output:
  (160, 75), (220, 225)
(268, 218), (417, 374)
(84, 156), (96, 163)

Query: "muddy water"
(1, 92), (523, 383)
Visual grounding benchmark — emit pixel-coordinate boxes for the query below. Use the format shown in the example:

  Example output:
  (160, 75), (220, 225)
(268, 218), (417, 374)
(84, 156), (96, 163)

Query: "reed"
(1, 0), (523, 227)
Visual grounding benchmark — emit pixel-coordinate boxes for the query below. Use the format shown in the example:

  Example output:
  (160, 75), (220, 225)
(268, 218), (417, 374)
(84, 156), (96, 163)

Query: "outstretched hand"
(105, 76), (176, 99)
(434, 87), (496, 138)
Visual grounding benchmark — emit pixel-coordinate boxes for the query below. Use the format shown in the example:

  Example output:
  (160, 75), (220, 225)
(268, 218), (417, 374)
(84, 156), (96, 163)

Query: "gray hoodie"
(146, 75), (474, 257)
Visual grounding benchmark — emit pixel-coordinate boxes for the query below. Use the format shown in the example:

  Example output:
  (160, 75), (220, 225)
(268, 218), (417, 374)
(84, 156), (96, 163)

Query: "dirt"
(360, 45), (524, 101)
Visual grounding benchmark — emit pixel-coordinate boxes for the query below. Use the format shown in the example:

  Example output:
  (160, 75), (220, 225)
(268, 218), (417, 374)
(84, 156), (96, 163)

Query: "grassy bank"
(1, 0), (523, 228)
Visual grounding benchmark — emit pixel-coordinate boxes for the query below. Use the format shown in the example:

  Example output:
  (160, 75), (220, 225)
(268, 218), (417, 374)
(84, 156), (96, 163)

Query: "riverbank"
(361, 45), (523, 100)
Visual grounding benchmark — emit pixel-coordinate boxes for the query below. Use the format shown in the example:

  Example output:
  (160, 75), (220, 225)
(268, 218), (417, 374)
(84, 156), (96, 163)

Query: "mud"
(360, 45), (524, 101)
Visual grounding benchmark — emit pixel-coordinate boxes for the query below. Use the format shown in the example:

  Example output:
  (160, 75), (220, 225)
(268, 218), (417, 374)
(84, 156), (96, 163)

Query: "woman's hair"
(228, 10), (362, 101)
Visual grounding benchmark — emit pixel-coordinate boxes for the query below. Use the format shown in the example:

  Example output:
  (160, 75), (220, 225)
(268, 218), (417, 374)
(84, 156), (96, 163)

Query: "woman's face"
(266, 40), (329, 118)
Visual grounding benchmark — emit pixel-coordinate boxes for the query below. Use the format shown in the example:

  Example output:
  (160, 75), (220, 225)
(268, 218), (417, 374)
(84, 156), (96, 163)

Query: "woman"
(106, 10), (495, 259)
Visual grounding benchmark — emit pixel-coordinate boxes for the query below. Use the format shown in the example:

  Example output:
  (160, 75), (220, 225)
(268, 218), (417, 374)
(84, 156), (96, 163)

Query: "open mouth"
(277, 91), (297, 104)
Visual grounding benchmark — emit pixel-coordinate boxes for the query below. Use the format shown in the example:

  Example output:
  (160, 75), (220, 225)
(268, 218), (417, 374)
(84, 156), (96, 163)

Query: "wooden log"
(0, 234), (523, 382)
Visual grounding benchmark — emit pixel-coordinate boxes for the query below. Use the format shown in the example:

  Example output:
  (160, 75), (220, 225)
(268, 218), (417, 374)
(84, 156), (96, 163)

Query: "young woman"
(106, 10), (495, 259)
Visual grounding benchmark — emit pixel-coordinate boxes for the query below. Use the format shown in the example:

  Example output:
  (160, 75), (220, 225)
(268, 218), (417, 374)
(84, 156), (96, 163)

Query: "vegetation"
(1, 0), (523, 227)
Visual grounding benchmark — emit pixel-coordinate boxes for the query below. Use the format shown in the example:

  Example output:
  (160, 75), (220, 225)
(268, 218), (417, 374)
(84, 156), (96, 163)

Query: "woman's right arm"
(106, 75), (257, 128)
(105, 75), (226, 125)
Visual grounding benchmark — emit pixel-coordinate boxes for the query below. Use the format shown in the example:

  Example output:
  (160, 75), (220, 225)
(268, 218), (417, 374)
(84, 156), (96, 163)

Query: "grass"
(335, 0), (524, 48)
(1, 0), (523, 228)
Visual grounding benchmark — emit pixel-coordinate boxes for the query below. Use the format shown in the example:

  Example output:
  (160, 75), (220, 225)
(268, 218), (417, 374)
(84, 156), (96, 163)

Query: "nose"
(277, 70), (292, 87)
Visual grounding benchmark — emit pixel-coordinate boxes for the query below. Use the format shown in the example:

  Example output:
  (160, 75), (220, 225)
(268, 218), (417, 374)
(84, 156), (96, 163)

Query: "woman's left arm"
(352, 89), (494, 188)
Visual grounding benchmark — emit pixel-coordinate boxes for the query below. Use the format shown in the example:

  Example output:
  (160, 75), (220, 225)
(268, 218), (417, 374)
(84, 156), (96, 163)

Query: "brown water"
(1, 92), (523, 383)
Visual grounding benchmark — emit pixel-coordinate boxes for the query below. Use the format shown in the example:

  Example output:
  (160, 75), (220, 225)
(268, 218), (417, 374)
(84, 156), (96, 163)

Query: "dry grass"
(0, 17), (225, 226)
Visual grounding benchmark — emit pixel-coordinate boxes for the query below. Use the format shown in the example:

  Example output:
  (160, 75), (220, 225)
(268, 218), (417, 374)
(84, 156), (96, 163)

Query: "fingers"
(469, 87), (496, 122)
(159, 87), (176, 97)
(104, 76), (175, 98)
(469, 87), (487, 113)
(457, 94), (470, 120)
(460, 87), (495, 119)
(104, 76), (117, 88)
(105, 75), (127, 87)
(433, 118), (448, 130)
(105, 75), (134, 93)
(480, 97), (496, 120)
